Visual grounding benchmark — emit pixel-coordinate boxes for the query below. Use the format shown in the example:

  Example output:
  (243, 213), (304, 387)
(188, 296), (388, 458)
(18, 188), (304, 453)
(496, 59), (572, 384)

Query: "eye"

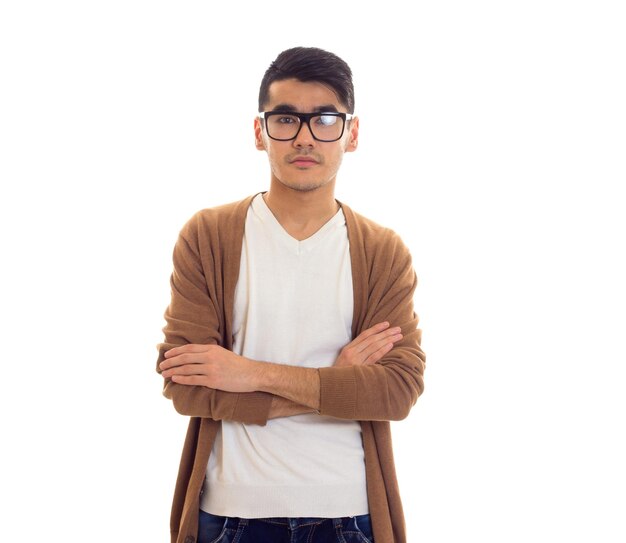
(276, 115), (298, 124)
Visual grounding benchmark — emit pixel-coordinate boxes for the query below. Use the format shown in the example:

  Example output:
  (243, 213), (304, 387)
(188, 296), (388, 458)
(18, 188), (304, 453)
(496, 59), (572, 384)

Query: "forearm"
(319, 324), (425, 421)
(253, 361), (321, 411)
(165, 377), (312, 421)
(158, 344), (273, 425)
(162, 380), (273, 424)
(160, 344), (320, 419)
(268, 396), (317, 419)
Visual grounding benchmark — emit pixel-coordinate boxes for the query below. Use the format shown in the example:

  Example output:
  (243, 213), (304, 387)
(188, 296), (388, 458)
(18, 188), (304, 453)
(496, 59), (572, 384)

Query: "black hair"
(258, 47), (355, 113)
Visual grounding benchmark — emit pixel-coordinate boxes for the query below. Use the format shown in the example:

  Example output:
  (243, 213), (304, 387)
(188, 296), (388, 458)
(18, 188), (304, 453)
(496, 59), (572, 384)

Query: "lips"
(289, 156), (319, 166)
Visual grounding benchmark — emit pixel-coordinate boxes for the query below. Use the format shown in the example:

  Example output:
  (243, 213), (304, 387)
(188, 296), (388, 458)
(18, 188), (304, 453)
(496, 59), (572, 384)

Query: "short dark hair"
(258, 47), (355, 113)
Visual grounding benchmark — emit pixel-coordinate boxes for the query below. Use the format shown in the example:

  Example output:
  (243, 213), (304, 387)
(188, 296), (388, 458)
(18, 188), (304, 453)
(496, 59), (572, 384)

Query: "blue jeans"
(198, 510), (375, 543)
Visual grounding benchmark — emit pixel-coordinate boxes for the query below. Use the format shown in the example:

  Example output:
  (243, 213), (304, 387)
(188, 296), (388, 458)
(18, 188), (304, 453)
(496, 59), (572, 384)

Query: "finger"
(349, 322), (390, 348)
(163, 363), (209, 378)
(360, 333), (402, 362)
(164, 344), (210, 358)
(354, 328), (401, 354)
(363, 341), (396, 365)
(160, 352), (205, 371)
(170, 374), (209, 386)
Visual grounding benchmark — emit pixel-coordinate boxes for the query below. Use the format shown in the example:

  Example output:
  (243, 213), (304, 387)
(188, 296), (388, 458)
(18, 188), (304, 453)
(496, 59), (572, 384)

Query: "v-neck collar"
(251, 193), (345, 255)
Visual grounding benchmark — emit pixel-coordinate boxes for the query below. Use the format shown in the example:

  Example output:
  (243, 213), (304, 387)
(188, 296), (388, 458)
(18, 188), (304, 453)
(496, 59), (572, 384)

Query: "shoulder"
(179, 194), (256, 242)
(340, 201), (411, 259)
(184, 195), (255, 230)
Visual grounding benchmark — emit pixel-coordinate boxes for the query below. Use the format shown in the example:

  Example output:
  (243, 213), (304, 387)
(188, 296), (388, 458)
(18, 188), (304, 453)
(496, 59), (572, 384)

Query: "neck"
(263, 180), (340, 241)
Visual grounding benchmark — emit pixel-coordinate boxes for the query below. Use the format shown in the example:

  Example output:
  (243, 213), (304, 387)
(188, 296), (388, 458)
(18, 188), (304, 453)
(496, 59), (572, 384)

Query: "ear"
(254, 117), (266, 150)
(345, 116), (359, 153)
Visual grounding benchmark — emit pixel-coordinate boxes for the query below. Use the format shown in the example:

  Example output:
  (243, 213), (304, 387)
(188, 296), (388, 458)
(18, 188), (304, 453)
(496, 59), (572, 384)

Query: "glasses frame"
(259, 111), (354, 142)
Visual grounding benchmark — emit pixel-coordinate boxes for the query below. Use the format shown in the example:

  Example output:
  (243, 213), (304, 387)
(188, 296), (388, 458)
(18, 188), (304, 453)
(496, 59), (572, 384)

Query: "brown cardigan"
(157, 195), (426, 543)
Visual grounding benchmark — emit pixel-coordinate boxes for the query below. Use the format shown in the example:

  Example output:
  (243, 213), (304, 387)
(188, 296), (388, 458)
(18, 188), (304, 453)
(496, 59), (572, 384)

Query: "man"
(157, 46), (426, 543)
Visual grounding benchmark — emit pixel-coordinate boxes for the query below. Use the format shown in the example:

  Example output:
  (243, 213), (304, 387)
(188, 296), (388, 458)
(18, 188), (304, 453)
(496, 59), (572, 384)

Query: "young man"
(157, 47), (426, 543)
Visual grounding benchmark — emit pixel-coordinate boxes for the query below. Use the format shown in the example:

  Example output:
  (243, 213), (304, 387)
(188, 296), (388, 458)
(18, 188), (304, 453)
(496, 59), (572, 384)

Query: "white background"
(1, 1), (625, 542)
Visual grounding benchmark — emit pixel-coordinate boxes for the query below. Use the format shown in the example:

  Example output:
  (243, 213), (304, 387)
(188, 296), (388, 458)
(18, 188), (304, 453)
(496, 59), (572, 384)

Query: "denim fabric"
(198, 509), (374, 543)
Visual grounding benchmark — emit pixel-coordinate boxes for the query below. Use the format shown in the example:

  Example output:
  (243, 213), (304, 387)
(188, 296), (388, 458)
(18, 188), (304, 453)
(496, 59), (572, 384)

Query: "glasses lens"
(266, 114), (301, 140)
(310, 114), (344, 141)
(265, 113), (345, 141)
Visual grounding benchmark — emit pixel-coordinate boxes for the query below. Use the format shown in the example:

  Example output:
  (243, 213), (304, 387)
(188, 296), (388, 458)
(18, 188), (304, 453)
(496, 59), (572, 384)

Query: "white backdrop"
(1, 1), (624, 542)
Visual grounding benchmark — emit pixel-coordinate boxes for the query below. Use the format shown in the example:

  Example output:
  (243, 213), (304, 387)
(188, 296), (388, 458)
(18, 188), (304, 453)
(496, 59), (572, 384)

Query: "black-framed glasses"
(259, 111), (354, 142)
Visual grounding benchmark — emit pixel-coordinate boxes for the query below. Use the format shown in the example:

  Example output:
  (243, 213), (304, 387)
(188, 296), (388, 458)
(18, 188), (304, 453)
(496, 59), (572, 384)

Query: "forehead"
(266, 79), (344, 112)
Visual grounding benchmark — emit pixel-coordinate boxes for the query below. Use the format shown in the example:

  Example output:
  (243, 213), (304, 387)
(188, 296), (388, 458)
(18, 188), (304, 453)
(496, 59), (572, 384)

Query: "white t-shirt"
(201, 194), (368, 518)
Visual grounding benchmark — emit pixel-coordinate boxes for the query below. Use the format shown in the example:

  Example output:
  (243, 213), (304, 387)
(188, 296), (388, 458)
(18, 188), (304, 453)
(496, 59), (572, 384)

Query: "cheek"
(325, 150), (344, 170)
(267, 154), (288, 180)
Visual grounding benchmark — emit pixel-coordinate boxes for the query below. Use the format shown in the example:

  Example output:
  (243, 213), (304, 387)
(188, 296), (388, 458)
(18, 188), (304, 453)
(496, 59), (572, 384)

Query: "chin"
(292, 183), (326, 193)
(280, 178), (330, 193)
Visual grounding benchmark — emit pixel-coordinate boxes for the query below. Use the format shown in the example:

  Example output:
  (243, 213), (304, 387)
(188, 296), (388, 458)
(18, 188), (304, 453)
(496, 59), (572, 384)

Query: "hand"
(334, 322), (403, 368)
(159, 344), (258, 392)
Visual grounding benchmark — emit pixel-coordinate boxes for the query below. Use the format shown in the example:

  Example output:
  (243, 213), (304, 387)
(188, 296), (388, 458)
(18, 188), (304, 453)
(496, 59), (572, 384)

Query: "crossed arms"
(159, 322), (403, 418)
(157, 214), (425, 426)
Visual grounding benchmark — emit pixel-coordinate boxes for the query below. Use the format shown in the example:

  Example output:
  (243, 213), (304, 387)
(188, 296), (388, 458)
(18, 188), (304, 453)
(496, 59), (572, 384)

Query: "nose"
(293, 119), (316, 148)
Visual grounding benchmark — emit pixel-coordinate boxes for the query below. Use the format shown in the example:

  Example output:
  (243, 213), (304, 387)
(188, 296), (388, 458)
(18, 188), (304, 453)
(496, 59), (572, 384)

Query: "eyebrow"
(270, 103), (340, 113)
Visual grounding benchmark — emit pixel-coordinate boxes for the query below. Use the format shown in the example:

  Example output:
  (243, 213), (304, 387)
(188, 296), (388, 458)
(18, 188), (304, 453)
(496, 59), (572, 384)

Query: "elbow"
(387, 399), (414, 421)
(170, 395), (188, 417)
(163, 384), (184, 415)
(162, 381), (193, 417)
(380, 347), (425, 421)
(387, 377), (424, 421)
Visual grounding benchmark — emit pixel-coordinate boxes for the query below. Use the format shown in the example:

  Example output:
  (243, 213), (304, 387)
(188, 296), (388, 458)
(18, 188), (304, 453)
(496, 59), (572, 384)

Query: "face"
(254, 79), (359, 193)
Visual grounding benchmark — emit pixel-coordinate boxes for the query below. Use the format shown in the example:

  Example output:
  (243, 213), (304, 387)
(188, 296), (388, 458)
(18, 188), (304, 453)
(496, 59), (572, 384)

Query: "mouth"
(289, 156), (319, 167)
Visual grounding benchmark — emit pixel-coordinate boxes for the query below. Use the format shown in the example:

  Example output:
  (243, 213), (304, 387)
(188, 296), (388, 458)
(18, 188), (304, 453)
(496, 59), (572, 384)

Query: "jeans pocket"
(197, 510), (228, 543)
(341, 515), (374, 543)
(353, 514), (374, 542)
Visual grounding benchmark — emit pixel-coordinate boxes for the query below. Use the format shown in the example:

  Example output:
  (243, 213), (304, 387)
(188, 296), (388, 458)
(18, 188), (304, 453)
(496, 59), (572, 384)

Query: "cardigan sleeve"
(156, 227), (272, 426)
(318, 231), (425, 421)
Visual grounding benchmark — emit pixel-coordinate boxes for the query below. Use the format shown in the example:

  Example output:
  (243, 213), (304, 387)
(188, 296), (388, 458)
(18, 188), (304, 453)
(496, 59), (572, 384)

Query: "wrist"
(255, 363), (320, 410)
(244, 357), (267, 391)
(253, 361), (280, 392)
